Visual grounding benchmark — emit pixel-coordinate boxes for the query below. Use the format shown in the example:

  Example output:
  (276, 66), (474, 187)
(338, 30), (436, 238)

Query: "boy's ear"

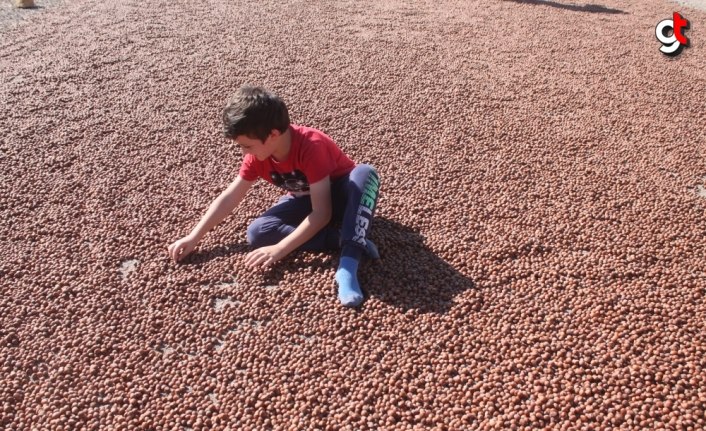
(262, 129), (281, 145)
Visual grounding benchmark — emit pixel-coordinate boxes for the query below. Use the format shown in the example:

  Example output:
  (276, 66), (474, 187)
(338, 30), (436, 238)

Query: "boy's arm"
(188, 175), (254, 241)
(245, 177), (332, 267)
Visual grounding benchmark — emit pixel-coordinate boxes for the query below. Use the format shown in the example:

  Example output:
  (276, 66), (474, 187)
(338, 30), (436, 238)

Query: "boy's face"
(234, 133), (274, 161)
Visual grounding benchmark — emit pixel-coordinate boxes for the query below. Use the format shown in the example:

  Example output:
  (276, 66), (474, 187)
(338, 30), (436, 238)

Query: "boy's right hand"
(167, 235), (199, 263)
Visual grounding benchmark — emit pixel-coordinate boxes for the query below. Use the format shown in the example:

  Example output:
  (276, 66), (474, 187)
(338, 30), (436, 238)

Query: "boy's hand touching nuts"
(167, 235), (199, 263)
(245, 245), (283, 268)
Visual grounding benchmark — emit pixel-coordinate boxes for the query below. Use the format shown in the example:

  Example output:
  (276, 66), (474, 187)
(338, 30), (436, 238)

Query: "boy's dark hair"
(222, 85), (290, 142)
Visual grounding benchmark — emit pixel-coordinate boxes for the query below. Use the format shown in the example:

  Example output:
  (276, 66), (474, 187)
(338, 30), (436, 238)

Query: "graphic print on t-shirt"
(270, 170), (310, 192)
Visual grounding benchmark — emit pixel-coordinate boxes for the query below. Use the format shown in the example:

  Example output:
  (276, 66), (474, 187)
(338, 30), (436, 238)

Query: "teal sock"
(335, 256), (364, 307)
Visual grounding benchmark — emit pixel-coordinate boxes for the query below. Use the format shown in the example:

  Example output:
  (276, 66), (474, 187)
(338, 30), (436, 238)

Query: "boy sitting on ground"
(167, 85), (380, 307)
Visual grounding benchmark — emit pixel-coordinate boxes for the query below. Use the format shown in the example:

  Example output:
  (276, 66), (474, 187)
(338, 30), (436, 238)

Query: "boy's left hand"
(245, 245), (284, 268)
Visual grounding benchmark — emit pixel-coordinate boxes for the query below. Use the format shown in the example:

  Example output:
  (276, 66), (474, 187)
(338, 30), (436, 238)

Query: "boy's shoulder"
(291, 124), (336, 145)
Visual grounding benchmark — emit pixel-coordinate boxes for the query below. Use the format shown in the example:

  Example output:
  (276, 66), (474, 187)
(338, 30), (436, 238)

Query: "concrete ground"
(673, 0), (706, 11)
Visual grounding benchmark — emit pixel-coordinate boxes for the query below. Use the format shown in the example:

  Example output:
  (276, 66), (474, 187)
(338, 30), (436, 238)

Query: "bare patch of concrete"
(213, 296), (240, 312)
(672, 0), (706, 12)
(696, 184), (706, 198)
(155, 344), (175, 356)
(0, 0), (67, 32)
(118, 259), (139, 281)
(214, 279), (238, 289)
(243, 320), (265, 331)
(694, 176), (706, 198)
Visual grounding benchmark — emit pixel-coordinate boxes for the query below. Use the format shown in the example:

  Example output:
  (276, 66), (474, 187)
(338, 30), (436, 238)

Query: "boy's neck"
(270, 127), (292, 162)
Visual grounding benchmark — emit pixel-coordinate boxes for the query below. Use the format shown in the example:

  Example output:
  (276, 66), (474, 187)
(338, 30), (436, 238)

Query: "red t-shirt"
(238, 125), (355, 193)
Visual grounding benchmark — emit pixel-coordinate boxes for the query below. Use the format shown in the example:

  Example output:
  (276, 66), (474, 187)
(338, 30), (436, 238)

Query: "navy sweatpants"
(246, 164), (380, 253)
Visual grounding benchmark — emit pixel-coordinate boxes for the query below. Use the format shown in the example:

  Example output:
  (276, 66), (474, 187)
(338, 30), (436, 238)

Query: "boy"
(167, 85), (380, 307)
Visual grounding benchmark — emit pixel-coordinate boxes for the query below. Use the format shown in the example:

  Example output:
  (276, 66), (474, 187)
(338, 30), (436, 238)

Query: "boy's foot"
(365, 239), (380, 260)
(335, 257), (364, 307)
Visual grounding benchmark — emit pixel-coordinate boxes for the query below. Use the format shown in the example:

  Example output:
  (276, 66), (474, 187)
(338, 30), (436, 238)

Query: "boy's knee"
(246, 218), (270, 247)
(246, 220), (260, 246)
(246, 217), (281, 247)
(354, 163), (377, 177)
(351, 164), (380, 188)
